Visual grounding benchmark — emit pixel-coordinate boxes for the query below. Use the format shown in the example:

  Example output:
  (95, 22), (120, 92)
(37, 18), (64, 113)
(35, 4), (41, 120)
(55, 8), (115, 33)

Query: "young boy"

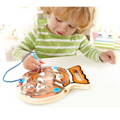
(12, 7), (116, 70)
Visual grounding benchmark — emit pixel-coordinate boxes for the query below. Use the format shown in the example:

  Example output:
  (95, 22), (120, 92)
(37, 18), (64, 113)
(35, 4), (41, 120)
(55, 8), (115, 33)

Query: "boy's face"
(47, 13), (77, 36)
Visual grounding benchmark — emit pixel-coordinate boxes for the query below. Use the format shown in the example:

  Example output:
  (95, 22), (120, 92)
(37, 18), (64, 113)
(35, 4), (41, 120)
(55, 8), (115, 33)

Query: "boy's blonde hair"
(40, 7), (95, 33)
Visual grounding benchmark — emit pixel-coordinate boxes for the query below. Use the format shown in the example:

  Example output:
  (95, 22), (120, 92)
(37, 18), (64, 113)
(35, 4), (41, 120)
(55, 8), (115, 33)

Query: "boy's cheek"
(50, 21), (58, 30)
(66, 29), (76, 35)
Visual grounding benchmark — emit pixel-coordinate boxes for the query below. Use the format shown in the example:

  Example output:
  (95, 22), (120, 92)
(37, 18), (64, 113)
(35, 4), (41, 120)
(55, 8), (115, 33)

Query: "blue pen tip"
(19, 78), (25, 83)
(31, 52), (39, 60)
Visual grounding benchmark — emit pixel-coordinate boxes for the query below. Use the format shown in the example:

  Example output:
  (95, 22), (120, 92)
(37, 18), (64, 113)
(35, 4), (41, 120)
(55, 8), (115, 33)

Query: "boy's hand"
(23, 55), (44, 70)
(99, 51), (116, 64)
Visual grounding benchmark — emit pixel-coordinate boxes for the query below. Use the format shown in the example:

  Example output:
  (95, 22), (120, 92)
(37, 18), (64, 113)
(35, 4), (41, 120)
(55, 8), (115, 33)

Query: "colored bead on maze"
(53, 88), (61, 93)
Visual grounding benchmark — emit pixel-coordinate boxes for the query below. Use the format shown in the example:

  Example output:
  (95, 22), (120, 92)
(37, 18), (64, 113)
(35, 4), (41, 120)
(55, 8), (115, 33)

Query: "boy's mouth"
(56, 31), (65, 36)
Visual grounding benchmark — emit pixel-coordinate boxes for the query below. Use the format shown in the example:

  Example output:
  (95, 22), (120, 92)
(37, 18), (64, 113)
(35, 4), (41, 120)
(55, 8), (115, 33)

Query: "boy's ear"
(73, 29), (78, 34)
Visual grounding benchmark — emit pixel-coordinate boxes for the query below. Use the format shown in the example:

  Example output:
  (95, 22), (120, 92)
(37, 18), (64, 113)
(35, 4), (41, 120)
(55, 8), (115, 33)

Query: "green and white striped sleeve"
(79, 35), (102, 62)
(12, 28), (37, 60)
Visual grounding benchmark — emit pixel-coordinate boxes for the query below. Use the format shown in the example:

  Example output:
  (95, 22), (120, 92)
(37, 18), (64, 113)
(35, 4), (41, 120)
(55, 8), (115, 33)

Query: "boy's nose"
(61, 23), (68, 32)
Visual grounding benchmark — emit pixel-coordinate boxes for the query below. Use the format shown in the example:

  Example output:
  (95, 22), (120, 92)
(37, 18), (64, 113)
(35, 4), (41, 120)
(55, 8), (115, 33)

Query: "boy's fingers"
(31, 62), (41, 69)
(24, 63), (38, 70)
(109, 52), (115, 59)
(103, 55), (113, 64)
(31, 56), (45, 65)
(100, 51), (116, 64)
(104, 56), (111, 63)
(39, 60), (45, 64)
(107, 52), (116, 64)
(105, 56), (114, 64)
(31, 56), (41, 66)
(109, 58), (116, 64)
(108, 55), (115, 64)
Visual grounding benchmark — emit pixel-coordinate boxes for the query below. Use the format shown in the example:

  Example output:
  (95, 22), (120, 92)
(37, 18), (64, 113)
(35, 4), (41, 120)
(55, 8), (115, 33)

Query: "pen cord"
(3, 52), (33, 83)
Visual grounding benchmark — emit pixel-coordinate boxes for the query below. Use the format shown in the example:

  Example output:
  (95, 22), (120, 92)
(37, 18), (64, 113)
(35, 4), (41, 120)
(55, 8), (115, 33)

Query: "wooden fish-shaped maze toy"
(18, 65), (90, 104)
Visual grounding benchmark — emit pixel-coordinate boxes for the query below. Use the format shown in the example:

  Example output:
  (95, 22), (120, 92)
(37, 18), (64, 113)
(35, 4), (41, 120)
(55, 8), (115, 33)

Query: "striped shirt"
(12, 19), (102, 62)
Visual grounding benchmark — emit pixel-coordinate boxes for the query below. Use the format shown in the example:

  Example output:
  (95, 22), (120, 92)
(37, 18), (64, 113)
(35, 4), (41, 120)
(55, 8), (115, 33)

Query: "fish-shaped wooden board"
(18, 65), (90, 104)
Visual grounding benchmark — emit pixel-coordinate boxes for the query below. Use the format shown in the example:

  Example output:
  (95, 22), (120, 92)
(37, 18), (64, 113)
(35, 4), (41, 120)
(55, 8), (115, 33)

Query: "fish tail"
(68, 65), (89, 84)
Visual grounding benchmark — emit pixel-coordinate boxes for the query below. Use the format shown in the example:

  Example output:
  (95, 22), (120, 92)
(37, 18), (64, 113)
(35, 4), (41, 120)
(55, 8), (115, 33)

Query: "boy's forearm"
(82, 47), (103, 62)
(12, 29), (37, 60)
(79, 36), (103, 62)
(12, 47), (30, 60)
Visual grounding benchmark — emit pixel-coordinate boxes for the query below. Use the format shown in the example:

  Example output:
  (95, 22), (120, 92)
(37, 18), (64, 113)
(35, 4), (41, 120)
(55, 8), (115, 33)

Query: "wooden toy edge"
(17, 83), (90, 104)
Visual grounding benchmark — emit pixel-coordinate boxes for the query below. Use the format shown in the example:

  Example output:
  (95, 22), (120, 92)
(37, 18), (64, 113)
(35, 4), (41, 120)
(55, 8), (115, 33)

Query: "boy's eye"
(55, 17), (62, 22)
(68, 24), (75, 29)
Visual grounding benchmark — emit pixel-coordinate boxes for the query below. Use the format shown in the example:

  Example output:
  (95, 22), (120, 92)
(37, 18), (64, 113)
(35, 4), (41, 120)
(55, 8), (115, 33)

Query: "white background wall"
(95, 6), (120, 34)
(0, 6), (37, 39)
(0, 6), (37, 62)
